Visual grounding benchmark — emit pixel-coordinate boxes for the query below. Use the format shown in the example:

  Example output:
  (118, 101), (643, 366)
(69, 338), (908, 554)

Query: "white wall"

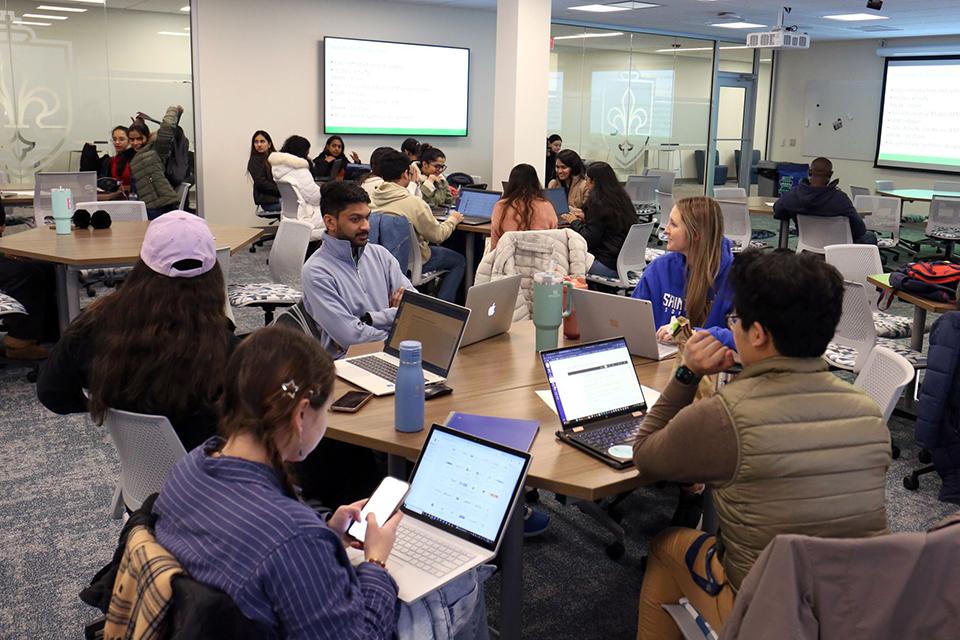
(193, 0), (496, 226)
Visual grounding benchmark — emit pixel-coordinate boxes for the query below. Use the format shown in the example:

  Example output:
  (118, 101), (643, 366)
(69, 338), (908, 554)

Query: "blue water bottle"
(394, 340), (425, 433)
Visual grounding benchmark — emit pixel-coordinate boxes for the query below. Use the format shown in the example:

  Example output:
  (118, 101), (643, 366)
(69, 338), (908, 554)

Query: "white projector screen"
(875, 57), (960, 174)
(323, 37), (470, 137)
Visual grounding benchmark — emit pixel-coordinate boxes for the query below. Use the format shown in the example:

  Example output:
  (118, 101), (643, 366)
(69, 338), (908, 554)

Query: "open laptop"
(571, 289), (678, 361)
(316, 158), (345, 183)
(335, 291), (471, 396)
(348, 424), (531, 602)
(544, 187), (570, 217)
(540, 337), (649, 469)
(460, 275), (522, 347)
(452, 188), (501, 225)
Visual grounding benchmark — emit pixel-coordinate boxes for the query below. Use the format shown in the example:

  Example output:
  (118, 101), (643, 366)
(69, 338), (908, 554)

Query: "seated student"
(37, 211), (238, 452)
(417, 144), (455, 208)
(400, 137), (423, 191)
(490, 163), (557, 250)
(563, 161), (635, 278)
(370, 150), (465, 302)
(269, 135), (323, 242)
(301, 181), (414, 359)
(247, 130), (281, 212)
(312, 135), (360, 180)
(360, 146), (394, 199)
(547, 149), (588, 218)
(99, 125), (135, 194)
(545, 134), (562, 185)
(129, 106), (183, 219)
(773, 156), (877, 245)
(632, 249), (891, 639)
(633, 196), (735, 348)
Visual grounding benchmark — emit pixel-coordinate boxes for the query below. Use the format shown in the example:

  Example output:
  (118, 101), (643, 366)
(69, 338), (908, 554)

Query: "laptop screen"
(455, 189), (501, 220)
(385, 291), (471, 377)
(541, 338), (646, 428)
(544, 187), (569, 216)
(403, 425), (530, 550)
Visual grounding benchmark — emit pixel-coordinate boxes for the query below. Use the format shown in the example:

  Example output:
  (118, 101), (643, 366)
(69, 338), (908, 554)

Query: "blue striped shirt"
(154, 438), (399, 639)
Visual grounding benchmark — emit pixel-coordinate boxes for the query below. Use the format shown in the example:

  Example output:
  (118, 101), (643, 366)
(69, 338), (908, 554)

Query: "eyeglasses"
(429, 163), (447, 172)
(726, 312), (740, 328)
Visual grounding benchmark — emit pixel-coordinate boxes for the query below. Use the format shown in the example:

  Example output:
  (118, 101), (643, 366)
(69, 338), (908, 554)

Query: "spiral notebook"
(443, 412), (539, 452)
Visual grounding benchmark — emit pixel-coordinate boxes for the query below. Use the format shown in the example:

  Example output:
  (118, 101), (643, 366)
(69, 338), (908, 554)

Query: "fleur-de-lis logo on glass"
(606, 85), (648, 137)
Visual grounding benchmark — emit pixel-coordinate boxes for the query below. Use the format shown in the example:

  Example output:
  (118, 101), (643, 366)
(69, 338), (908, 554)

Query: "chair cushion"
(825, 340), (926, 371)
(0, 293), (26, 316)
(646, 248), (666, 263)
(79, 267), (132, 284)
(227, 283), (301, 307)
(877, 238), (897, 249)
(927, 226), (960, 241)
(876, 338), (927, 368)
(873, 311), (912, 339)
(731, 240), (770, 253)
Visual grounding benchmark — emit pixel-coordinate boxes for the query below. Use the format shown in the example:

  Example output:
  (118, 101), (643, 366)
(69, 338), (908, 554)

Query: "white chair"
(795, 215), (852, 255)
(643, 169), (675, 195)
(277, 181), (300, 219)
(406, 221), (447, 288)
(626, 176), (659, 222)
(0, 292), (26, 317)
(33, 171), (97, 226)
(227, 217), (312, 324)
(824, 244), (912, 339)
(854, 345), (915, 459)
(653, 190), (674, 248)
(75, 199), (147, 222)
(853, 195), (903, 259)
(714, 187), (746, 199)
(925, 196), (960, 258)
(875, 180), (895, 193)
(850, 185), (871, 200)
(215, 247), (237, 326)
(103, 408), (187, 517)
(718, 200), (766, 252)
(933, 181), (960, 194)
(176, 182), (191, 210)
(585, 222), (654, 292)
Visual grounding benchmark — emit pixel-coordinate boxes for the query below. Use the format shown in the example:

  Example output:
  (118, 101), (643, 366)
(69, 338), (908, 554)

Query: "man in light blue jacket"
(301, 181), (414, 359)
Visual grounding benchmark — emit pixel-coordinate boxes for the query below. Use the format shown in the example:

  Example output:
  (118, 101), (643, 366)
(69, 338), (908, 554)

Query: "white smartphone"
(347, 476), (410, 543)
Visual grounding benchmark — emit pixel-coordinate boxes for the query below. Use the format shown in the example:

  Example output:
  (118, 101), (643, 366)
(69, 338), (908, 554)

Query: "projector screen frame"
(874, 54), (960, 175)
(322, 36), (471, 138)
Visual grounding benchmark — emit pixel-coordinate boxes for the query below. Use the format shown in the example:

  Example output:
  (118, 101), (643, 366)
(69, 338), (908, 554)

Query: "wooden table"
(877, 188), (960, 203)
(868, 273), (955, 352)
(1, 189), (127, 209)
(0, 221), (262, 329)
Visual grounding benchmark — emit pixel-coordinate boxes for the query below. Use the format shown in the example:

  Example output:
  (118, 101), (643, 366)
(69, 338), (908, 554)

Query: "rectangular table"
(877, 188), (960, 203)
(867, 273), (955, 352)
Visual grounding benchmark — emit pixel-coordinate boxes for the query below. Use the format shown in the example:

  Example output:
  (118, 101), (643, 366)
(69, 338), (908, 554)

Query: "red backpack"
(885, 260), (960, 304)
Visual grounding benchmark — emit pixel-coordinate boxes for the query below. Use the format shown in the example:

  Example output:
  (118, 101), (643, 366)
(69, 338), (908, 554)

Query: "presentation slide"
(876, 57), (960, 173)
(324, 37), (469, 136)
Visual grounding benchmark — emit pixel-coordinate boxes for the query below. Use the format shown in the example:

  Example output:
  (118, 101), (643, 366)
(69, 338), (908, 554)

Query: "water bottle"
(394, 340), (425, 433)
(51, 187), (74, 235)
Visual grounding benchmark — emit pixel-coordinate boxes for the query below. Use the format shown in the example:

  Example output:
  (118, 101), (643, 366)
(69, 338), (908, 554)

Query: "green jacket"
(130, 106), (181, 210)
(420, 173), (453, 208)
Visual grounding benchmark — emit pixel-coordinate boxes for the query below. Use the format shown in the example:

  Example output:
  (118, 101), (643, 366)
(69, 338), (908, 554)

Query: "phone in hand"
(348, 476), (410, 543)
(331, 390), (373, 413)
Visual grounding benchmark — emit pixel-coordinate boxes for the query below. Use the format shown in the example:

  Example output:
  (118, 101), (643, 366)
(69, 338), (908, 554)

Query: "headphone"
(72, 209), (112, 230)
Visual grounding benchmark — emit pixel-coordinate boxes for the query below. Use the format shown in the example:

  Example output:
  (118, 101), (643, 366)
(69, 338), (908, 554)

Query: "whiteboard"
(802, 80), (880, 161)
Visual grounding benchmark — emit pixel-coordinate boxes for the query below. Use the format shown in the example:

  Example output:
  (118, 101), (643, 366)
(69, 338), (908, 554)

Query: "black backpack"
(164, 126), (191, 188)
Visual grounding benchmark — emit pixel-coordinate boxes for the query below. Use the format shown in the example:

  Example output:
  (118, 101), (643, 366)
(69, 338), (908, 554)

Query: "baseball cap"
(140, 210), (216, 278)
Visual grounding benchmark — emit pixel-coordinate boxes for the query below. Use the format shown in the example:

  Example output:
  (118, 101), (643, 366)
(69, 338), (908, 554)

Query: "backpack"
(164, 126), (191, 188)
(885, 260), (960, 304)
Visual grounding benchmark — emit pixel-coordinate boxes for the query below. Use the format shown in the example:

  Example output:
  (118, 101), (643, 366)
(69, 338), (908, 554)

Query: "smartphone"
(331, 390), (373, 413)
(348, 476), (410, 543)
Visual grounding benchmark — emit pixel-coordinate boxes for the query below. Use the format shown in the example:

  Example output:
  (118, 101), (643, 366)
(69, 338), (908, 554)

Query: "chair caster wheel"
(919, 450), (932, 464)
(249, 246), (256, 253)
(606, 541), (625, 560)
(27, 370), (38, 383)
(524, 488), (540, 504)
(903, 476), (920, 490)
(892, 444), (901, 460)
(86, 287), (97, 297)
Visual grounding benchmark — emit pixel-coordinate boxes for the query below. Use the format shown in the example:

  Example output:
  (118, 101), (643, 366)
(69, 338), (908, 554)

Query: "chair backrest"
(643, 169), (675, 195)
(75, 200), (147, 222)
(933, 180), (960, 193)
(927, 196), (960, 233)
(824, 244), (884, 311)
(33, 171), (97, 226)
(215, 246), (237, 325)
(406, 218), (426, 282)
(795, 215), (852, 255)
(854, 195), (901, 237)
(625, 175), (659, 204)
(269, 217), (313, 286)
(718, 200), (752, 249)
(854, 346), (915, 424)
(616, 222), (654, 283)
(276, 181), (300, 219)
(874, 180), (895, 193)
(714, 187), (746, 199)
(850, 185), (871, 200)
(833, 280), (876, 373)
(368, 211), (412, 268)
(656, 191), (674, 220)
(102, 408), (187, 512)
(176, 182), (191, 209)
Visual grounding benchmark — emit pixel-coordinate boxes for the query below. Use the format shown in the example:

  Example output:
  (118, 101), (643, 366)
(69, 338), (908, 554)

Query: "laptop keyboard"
(391, 526), (473, 577)
(351, 355), (399, 382)
(571, 418), (641, 449)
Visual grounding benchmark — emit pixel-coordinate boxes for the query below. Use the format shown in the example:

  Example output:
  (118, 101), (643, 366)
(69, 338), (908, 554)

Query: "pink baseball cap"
(140, 210), (216, 278)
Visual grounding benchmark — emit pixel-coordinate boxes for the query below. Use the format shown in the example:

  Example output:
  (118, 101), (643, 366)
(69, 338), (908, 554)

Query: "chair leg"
(903, 465), (937, 490)
(263, 307), (275, 325)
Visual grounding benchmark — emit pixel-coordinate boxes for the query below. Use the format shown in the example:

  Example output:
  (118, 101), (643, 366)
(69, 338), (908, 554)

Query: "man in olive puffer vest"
(130, 105), (183, 219)
(632, 250), (891, 640)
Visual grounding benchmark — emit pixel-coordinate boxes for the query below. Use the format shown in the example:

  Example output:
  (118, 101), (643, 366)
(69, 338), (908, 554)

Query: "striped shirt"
(154, 438), (399, 639)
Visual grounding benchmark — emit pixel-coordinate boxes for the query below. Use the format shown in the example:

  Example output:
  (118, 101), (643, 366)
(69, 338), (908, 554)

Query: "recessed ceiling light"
(711, 21), (766, 29)
(605, 1), (659, 8)
(554, 31), (625, 40)
(23, 13), (68, 19)
(180, 5), (190, 11)
(655, 45), (751, 52)
(158, 31), (190, 36)
(36, 5), (87, 11)
(569, 4), (630, 12)
(13, 20), (52, 25)
(61, 0), (104, 4)
(823, 13), (889, 21)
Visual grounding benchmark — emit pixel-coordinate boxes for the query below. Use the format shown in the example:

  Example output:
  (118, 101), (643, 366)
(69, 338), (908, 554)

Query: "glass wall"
(0, 1), (193, 186)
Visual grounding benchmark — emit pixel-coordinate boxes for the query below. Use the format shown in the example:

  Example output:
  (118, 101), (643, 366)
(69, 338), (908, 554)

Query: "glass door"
(706, 63), (759, 196)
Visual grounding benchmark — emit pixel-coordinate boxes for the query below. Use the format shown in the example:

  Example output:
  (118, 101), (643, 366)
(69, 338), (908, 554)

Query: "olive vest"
(712, 357), (891, 590)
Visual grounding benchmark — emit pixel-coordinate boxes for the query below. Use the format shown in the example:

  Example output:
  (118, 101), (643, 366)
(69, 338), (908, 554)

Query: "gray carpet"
(0, 213), (956, 639)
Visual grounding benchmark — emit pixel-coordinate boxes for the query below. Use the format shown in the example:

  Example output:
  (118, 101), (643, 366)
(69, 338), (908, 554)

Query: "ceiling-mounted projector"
(746, 6), (809, 49)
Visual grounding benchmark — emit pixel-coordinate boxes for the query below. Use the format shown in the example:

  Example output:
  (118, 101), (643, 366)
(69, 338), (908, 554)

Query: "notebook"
(444, 411), (539, 452)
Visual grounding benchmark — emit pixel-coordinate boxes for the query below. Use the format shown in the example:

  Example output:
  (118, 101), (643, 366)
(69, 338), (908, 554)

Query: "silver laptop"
(349, 424), (531, 602)
(571, 289), (678, 361)
(335, 291), (471, 396)
(460, 275), (521, 347)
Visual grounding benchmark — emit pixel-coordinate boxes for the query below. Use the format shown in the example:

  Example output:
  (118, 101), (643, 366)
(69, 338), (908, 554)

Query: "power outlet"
(789, 138), (797, 147)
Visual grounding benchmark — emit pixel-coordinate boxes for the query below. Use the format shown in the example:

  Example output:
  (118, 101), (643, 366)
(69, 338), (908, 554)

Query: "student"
(490, 163), (557, 250)
(418, 144), (455, 208)
(632, 196), (735, 349)
(564, 161), (635, 278)
(547, 149), (588, 217)
(400, 137), (423, 193)
(773, 157), (877, 245)
(370, 150), (465, 302)
(632, 250), (890, 638)
(312, 135), (360, 180)
(300, 181), (414, 359)
(270, 135), (323, 241)
(99, 125), (135, 194)
(129, 105), (183, 219)
(545, 134), (562, 185)
(360, 146), (394, 199)
(37, 211), (237, 452)
(153, 325), (491, 640)
(247, 130), (281, 212)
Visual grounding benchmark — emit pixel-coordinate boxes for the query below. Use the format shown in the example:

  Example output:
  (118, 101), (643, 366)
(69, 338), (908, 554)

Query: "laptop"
(348, 424), (531, 602)
(343, 163), (371, 181)
(460, 275), (522, 347)
(316, 158), (345, 183)
(334, 291), (471, 396)
(544, 187), (570, 217)
(452, 188), (501, 225)
(571, 289), (678, 361)
(540, 337), (649, 469)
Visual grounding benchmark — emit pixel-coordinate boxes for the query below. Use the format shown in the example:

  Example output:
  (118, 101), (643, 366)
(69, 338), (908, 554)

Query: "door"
(706, 65), (759, 196)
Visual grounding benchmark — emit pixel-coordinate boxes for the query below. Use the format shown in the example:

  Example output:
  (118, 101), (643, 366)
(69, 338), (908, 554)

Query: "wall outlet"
(789, 138), (797, 147)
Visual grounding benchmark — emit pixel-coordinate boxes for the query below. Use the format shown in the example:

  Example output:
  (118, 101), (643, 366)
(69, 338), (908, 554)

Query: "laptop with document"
(335, 291), (470, 396)
(540, 337), (649, 469)
(544, 187), (570, 217)
(460, 275), (521, 347)
(452, 189), (501, 225)
(571, 289), (678, 361)
(348, 424), (531, 602)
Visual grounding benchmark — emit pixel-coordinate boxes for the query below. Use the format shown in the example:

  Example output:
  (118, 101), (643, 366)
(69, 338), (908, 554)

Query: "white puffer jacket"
(475, 229), (593, 320)
(269, 152), (323, 240)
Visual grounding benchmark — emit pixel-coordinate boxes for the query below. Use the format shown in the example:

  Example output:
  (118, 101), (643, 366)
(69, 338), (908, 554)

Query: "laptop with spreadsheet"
(571, 289), (678, 361)
(453, 189), (501, 225)
(544, 187), (570, 217)
(348, 424), (531, 602)
(334, 291), (470, 396)
(540, 338), (649, 469)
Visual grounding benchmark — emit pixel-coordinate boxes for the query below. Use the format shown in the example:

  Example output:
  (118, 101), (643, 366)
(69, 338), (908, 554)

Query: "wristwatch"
(675, 365), (701, 386)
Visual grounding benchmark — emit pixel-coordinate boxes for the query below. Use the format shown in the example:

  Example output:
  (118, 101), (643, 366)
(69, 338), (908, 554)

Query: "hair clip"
(280, 379), (300, 399)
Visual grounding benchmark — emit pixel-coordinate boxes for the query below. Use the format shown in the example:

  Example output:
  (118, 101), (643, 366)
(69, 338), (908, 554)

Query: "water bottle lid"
(399, 340), (421, 353)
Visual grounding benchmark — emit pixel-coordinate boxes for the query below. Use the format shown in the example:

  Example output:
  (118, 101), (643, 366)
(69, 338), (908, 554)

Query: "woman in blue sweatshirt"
(632, 196), (736, 349)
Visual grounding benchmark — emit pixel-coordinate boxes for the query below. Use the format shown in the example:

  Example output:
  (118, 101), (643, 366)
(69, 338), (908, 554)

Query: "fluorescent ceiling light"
(553, 31), (625, 40)
(823, 13), (889, 21)
(569, 4), (630, 12)
(180, 5), (190, 11)
(711, 21), (766, 29)
(13, 20), (51, 25)
(61, 0), (104, 3)
(36, 5), (87, 11)
(23, 13), (68, 19)
(655, 45), (750, 52)
(158, 31), (190, 36)
(605, 1), (659, 7)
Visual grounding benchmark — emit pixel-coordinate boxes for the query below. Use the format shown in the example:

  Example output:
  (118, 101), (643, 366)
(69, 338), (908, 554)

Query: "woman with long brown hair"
(632, 196), (736, 348)
(489, 163), (557, 249)
(38, 211), (238, 450)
